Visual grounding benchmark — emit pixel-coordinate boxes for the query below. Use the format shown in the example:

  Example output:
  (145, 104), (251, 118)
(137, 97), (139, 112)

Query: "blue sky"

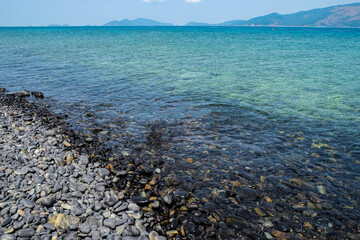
(0, 0), (359, 26)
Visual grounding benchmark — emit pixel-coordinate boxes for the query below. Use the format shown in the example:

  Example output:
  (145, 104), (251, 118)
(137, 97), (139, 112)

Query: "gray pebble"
(104, 194), (117, 207)
(79, 155), (89, 166)
(1, 217), (11, 227)
(0, 234), (16, 240)
(128, 203), (140, 212)
(103, 219), (116, 229)
(100, 226), (111, 237)
(98, 168), (110, 178)
(20, 199), (35, 209)
(114, 202), (128, 213)
(17, 228), (35, 237)
(79, 222), (91, 234)
(91, 231), (101, 240)
(43, 222), (56, 231)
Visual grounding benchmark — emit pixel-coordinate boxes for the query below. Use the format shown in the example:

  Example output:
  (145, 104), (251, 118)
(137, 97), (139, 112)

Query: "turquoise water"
(1, 27), (360, 237)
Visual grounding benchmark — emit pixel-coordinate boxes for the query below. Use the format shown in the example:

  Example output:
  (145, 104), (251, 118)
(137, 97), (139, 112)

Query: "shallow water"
(1, 26), (360, 237)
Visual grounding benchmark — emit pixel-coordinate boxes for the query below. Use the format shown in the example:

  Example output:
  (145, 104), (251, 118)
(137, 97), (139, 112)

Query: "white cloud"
(185, 0), (201, 2)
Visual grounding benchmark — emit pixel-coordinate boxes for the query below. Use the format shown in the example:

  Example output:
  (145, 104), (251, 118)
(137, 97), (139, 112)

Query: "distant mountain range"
(104, 3), (360, 28)
(103, 18), (173, 27)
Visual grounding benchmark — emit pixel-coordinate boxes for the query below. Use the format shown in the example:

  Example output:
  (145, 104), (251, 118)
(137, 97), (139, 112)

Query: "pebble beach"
(0, 91), (167, 240)
(1, 89), (359, 240)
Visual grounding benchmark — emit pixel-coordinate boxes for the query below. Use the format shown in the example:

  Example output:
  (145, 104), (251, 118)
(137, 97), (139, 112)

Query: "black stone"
(1, 217), (11, 227)
(39, 195), (56, 208)
(31, 92), (44, 99)
(132, 196), (150, 205)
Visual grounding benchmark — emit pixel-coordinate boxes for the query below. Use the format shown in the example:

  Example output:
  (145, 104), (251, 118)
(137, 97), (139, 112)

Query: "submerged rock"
(31, 91), (44, 98)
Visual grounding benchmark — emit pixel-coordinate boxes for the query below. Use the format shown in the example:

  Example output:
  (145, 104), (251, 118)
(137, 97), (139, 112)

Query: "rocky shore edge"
(0, 90), (167, 240)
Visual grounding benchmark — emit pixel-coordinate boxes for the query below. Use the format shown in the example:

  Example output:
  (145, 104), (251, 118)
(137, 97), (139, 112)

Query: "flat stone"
(33, 175), (45, 184)
(132, 196), (150, 205)
(17, 228), (35, 237)
(114, 202), (128, 213)
(44, 130), (56, 136)
(20, 199), (35, 209)
(14, 167), (28, 175)
(1, 218), (11, 227)
(103, 219), (116, 229)
(0, 234), (16, 240)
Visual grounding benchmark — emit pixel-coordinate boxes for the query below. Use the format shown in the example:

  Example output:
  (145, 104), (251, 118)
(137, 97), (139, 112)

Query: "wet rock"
(132, 196), (150, 205)
(317, 185), (326, 194)
(276, 222), (290, 232)
(31, 91), (44, 98)
(16, 91), (30, 98)
(226, 217), (248, 230)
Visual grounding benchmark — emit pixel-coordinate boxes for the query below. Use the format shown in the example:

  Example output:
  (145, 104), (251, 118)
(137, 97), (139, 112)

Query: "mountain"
(185, 22), (216, 26)
(218, 20), (247, 26)
(103, 18), (173, 27)
(220, 3), (360, 27)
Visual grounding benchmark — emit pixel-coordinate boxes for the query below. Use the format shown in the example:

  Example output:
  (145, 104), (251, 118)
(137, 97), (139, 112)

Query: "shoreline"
(1, 90), (359, 240)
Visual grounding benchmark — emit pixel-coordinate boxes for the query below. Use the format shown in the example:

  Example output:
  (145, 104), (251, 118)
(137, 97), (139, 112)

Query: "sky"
(0, 0), (359, 26)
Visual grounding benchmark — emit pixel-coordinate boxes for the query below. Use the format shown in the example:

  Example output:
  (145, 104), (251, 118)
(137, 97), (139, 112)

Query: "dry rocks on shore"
(0, 95), (164, 240)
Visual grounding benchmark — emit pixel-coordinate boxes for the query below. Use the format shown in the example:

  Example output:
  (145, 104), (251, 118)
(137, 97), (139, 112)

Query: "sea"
(0, 26), (359, 237)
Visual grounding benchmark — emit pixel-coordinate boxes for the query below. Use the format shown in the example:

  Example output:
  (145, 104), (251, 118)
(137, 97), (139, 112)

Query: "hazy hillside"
(223, 3), (360, 27)
(105, 3), (360, 27)
(103, 18), (173, 26)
